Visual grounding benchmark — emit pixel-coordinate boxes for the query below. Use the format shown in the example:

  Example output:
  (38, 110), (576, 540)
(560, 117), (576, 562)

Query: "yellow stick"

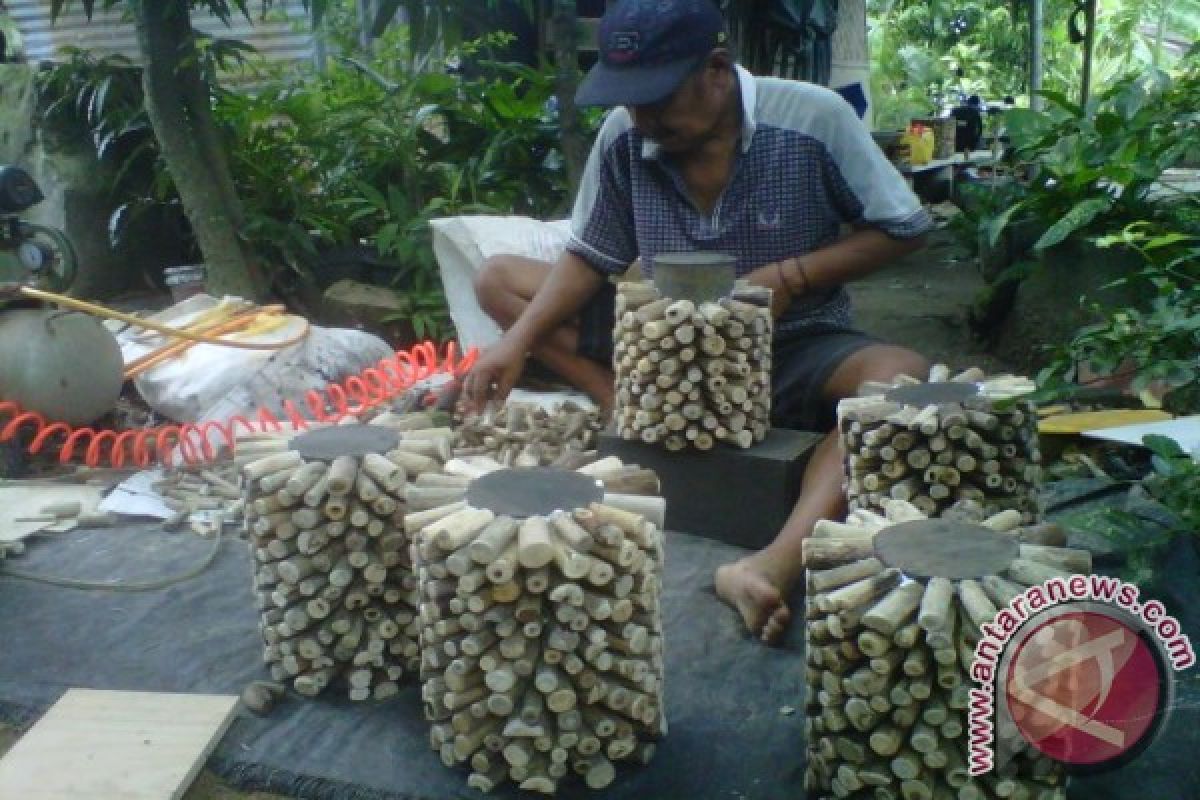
(18, 286), (309, 351)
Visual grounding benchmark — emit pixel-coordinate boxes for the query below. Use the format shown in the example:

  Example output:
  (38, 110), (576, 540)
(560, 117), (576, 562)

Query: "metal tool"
(0, 165), (78, 295)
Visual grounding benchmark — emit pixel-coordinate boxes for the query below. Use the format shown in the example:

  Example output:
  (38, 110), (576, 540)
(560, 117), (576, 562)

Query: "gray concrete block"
(598, 428), (821, 550)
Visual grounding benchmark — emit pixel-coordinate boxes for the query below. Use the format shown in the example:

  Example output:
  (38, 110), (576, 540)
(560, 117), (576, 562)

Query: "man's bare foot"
(714, 555), (795, 645)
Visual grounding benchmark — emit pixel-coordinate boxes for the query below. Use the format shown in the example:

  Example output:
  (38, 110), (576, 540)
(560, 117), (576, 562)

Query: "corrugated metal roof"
(6, 0), (314, 65)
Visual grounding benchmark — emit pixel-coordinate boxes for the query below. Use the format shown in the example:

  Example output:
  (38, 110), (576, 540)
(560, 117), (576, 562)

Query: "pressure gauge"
(17, 240), (53, 271)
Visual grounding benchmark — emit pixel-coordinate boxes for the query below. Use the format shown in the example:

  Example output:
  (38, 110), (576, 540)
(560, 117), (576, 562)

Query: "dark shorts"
(770, 326), (879, 432)
(577, 287), (877, 433)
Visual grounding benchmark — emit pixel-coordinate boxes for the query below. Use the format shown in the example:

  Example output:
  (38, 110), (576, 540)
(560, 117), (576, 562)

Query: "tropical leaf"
(1033, 197), (1115, 251)
(1143, 433), (1185, 459)
(1036, 89), (1084, 117)
(985, 200), (1025, 248)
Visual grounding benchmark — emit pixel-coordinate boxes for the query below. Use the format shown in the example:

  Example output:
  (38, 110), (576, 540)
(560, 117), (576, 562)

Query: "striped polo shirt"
(566, 65), (933, 336)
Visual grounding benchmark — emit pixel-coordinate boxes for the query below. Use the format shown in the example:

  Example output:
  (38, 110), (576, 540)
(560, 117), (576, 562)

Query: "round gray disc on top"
(467, 468), (605, 519)
(884, 381), (979, 406)
(873, 519), (1019, 580)
(289, 424), (399, 461)
(651, 251), (736, 302)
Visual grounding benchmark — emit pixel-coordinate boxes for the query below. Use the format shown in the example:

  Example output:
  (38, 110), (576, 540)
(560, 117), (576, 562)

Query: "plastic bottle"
(900, 125), (923, 166)
(919, 126), (936, 163)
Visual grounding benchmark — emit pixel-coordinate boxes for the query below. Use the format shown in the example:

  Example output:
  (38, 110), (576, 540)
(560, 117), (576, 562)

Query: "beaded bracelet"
(778, 257), (810, 296)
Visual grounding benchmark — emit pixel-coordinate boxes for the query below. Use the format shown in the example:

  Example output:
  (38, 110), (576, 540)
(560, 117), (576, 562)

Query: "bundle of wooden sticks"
(242, 416), (455, 700)
(838, 366), (1042, 523)
(611, 280), (772, 451)
(453, 401), (607, 468)
(408, 456), (667, 794)
(802, 499), (1085, 799)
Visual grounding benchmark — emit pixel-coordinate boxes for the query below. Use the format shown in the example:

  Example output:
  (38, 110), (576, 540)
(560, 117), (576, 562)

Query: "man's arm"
(742, 228), (927, 317)
(461, 250), (607, 412)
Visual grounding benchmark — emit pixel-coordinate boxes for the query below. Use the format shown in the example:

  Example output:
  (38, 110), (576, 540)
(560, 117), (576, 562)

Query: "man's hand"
(461, 337), (527, 414)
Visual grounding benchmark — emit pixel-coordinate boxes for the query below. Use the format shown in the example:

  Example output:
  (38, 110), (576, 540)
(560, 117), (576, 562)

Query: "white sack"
(430, 215), (571, 352)
(120, 295), (394, 423)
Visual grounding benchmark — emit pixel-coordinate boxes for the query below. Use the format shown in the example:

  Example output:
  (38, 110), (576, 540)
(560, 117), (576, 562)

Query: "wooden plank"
(0, 485), (105, 543)
(0, 689), (239, 800)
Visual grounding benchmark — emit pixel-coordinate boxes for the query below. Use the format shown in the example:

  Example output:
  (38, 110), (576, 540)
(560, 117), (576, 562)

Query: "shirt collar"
(639, 64), (758, 160)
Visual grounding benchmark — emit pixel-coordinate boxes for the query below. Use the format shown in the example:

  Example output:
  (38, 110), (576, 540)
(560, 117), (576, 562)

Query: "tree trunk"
(551, 0), (588, 206)
(128, 0), (267, 300)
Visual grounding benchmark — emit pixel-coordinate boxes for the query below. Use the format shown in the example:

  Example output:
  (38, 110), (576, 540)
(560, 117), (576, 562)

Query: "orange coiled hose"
(2, 340), (478, 468)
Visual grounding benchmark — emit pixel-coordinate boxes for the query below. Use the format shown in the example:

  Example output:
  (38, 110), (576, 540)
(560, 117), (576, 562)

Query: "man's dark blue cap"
(575, 0), (728, 108)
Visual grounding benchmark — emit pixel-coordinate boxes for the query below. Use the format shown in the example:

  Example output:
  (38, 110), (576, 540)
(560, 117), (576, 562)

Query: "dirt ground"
(847, 223), (1012, 375)
(0, 227), (1007, 799)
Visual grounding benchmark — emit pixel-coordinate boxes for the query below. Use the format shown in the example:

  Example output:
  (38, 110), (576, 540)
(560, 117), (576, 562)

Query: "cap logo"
(608, 31), (641, 63)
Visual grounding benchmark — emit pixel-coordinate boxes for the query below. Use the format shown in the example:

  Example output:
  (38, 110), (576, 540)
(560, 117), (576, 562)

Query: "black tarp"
(1, 506), (1197, 799)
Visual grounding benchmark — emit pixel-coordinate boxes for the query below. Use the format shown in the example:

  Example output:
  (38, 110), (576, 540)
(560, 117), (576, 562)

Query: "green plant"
(34, 17), (587, 342)
(1061, 435), (1200, 586)
(868, 0), (1038, 129)
(36, 49), (192, 259)
(985, 65), (1200, 255)
(215, 31), (578, 340)
(1036, 217), (1200, 411)
(868, 0), (1200, 132)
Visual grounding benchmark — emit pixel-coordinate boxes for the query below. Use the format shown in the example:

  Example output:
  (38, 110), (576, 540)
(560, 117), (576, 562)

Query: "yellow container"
(900, 128), (925, 165)
(919, 127), (936, 163)
(902, 125), (935, 165)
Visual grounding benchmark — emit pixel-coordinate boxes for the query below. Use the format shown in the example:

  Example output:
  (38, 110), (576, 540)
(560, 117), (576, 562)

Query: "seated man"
(462, 0), (931, 644)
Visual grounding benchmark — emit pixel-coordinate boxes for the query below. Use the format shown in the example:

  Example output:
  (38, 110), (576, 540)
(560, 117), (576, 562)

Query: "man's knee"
(474, 255), (517, 320)
(881, 348), (930, 383)
(828, 345), (930, 400)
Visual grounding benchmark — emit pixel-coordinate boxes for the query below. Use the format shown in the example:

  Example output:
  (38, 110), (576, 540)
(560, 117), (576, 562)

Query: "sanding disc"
(884, 381), (979, 406)
(289, 424), (399, 460)
(873, 519), (1019, 580)
(467, 467), (605, 519)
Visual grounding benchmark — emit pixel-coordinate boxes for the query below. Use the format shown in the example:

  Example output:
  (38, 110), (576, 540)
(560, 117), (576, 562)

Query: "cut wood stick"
(403, 501), (468, 536)
(817, 569), (902, 613)
(428, 507), (495, 552)
(980, 574), (1027, 608)
(326, 456), (359, 495)
(1005, 558), (1071, 586)
(803, 538), (876, 569)
(861, 581), (924, 636)
(467, 516), (520, 564)
(517, 516), (556, 569)
(957, 580), (999, 630)
(813, 519), (878, 540)
(917, 576), (955, 633)
(600, 492), (665, 529)
(1018, 543), (1090, 574)
(808, 558), (885, 593)
(244, 451), (303, 481)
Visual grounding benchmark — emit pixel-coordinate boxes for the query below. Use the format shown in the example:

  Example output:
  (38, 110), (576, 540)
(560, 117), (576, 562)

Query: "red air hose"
(1, 341), (477, 468)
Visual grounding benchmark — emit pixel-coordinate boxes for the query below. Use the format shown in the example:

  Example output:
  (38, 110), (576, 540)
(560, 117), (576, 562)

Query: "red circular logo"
(1004, 609), (1165, 766)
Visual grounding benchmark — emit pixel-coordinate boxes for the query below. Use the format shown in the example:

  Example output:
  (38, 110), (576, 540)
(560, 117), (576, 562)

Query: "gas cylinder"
(0, 308), (123, 424)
